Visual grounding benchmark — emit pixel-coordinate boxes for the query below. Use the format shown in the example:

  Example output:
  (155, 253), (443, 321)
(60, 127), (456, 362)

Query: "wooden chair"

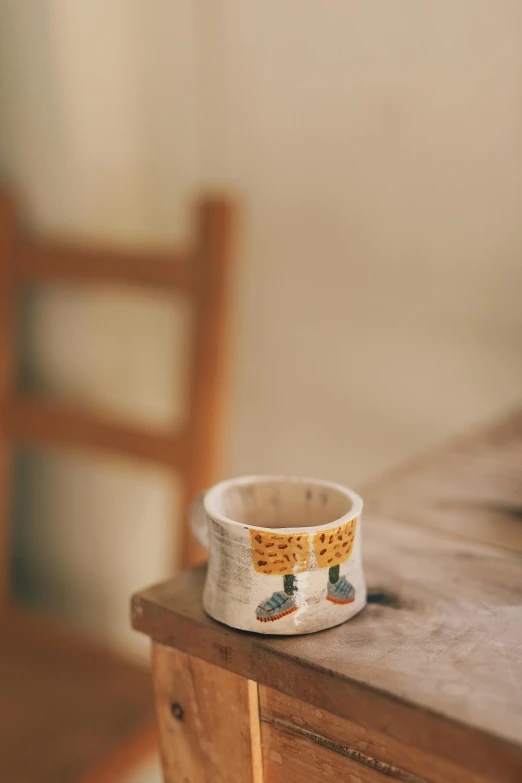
(0, 190), (235, 783)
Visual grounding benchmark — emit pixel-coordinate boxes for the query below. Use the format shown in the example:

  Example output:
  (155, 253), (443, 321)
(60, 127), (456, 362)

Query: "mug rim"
(203, 474), (363, 534)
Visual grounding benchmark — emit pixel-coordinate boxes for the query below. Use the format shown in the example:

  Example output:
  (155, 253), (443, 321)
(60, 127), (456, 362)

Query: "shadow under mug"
(191, 475), (366, 635)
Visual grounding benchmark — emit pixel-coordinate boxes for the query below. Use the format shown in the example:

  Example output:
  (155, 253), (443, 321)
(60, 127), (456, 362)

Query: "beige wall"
(223, 1), (522, 483)
(1, 0), (521, 660)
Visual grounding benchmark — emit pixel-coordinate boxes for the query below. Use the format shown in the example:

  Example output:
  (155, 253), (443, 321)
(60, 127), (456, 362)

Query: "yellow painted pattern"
(249, 529), (310, 575)
(313, 517), (357, 568)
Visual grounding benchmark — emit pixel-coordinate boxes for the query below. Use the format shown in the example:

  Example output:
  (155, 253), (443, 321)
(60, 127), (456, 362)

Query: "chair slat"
(3, 395), (187, 469)
(16, 240), (190, 292)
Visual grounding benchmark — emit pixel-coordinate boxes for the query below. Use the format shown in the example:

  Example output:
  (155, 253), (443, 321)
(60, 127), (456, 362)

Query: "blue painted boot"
(327, 575), (355, 605)
(255, 591), (299, 623)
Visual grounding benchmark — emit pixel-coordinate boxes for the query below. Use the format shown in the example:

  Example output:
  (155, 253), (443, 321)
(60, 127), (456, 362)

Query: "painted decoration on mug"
(252, 519), (357, 622)
(249, 529), (310, 575)
(312, 517), (357, 567)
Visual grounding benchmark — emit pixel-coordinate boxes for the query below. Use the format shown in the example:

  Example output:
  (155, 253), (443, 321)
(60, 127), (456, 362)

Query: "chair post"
(181, 196), (235, 568)
(0, 193), (16, 612)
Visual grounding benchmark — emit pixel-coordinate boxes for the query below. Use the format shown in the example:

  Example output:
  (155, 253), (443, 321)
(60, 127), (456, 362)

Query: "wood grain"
(133, 410), (522, 783)
(133, 537), (522, 782)
(152, 642), (257, 783)
(248, 680), (265, 783)
(262, 719), (393, 783)
(364, 408), (522, 553)
(260, 686), (487, 783)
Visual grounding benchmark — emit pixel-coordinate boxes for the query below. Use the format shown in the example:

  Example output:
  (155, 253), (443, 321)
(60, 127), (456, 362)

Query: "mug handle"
(190, 491), (209, 551)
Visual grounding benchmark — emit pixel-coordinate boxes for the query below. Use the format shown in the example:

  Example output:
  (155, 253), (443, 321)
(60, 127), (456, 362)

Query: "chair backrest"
(0, 191), (235, 612)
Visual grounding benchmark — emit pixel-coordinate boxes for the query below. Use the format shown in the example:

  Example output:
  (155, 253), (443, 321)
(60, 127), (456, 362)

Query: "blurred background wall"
(0, 0), (521, 665)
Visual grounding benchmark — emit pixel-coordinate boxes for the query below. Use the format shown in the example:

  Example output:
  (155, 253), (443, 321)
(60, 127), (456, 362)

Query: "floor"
(119, 755), (162, 783)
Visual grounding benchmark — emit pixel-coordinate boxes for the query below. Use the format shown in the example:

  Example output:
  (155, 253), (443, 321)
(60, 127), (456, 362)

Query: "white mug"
(191, 475), (366, 635)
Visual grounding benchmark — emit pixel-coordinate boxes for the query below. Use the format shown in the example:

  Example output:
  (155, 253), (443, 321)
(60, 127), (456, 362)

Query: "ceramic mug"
(191, 475), (366, 635)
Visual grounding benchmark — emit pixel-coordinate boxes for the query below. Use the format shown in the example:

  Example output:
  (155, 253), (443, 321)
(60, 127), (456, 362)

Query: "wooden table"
(132, 410), (522, 783)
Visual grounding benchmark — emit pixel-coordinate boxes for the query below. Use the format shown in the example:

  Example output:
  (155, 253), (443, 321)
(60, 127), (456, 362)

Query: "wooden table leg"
(152, 642), (263, 783)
